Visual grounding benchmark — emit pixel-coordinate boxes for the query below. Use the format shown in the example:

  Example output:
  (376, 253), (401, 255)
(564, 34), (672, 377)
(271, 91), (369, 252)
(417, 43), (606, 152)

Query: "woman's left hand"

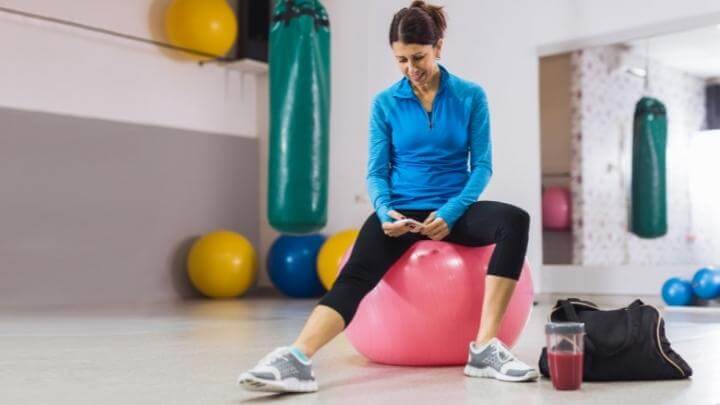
(421, 212), (450, 240)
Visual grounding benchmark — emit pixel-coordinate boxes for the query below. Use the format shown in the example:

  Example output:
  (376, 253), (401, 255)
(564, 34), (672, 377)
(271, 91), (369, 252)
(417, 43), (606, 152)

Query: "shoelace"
(255, 347), (289, 368)
(494, 341), (514, 364)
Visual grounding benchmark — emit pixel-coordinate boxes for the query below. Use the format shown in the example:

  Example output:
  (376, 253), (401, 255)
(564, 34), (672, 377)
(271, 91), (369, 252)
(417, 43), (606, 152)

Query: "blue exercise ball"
(661, 277), (694, 306)
(268, 234), (326, 298)
(691, 267), (720, 300)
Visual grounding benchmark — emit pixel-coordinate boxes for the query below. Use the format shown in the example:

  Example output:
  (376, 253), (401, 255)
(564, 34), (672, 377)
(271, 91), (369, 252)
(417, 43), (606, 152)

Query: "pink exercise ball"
(542, 186), (571, 230)
(340, 241), (534, 366)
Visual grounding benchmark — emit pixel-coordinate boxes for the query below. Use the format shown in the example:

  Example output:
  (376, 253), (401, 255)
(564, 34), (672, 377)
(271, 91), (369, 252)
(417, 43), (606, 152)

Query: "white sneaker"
(464, 338), (539, 382)
(237, 347), (318, 393)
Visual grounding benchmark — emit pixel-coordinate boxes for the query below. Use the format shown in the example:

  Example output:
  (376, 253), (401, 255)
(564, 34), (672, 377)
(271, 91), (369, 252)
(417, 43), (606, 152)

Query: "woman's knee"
(503, 205), (530, 234)
(320, 270), (376, 326)
(333, 264), (377, 289)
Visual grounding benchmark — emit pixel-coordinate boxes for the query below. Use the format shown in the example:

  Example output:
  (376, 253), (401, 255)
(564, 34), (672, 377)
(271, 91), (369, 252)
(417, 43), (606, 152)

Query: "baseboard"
(541, 264), (705, 295)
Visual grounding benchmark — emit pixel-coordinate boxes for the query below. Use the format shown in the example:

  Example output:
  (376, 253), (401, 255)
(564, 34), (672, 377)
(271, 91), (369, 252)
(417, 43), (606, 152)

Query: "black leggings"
(318, 201), (530, 327)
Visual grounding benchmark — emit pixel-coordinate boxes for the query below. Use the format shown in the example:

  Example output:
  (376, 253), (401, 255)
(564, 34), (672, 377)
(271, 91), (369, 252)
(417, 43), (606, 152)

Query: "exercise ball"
(268, 234), (326, 298)
(542, 186), (571, 231)
(662, 277), (694, 306)
(187, 230), (257, 298)
(691, 268), (720, 300)
(165, 0), (238, 59)
(341, 241), (534, 366)
(317, 229), (359, 290)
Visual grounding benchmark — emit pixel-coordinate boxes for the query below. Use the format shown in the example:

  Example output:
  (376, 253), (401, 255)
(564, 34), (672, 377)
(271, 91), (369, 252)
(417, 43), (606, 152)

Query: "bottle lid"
(545, 322), (585, 334)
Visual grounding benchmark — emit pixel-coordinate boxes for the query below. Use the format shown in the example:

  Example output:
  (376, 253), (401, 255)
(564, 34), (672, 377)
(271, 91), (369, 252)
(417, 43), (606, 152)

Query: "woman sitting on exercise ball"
(239, 1), (538, 393)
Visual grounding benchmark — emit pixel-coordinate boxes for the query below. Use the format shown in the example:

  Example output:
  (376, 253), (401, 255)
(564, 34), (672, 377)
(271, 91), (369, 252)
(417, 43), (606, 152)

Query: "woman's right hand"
(382, 210), (409, 238)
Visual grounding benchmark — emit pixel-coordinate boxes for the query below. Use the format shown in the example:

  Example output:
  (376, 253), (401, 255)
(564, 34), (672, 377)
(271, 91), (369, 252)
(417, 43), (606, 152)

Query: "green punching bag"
(630, 97), (667, 238)
(268, 0), (330, 233)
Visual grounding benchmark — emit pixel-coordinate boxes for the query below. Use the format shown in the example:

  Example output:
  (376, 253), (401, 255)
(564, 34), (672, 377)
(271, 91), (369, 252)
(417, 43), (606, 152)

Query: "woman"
(239, 1), (538, 393)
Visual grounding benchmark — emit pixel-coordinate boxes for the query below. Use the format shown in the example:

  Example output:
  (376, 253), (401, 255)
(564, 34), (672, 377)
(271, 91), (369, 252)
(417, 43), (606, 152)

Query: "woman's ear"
(434, 39), (444, 59)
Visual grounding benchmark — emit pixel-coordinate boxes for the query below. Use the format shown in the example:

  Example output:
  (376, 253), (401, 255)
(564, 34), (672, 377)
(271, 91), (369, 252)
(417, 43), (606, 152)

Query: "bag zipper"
(647, 304), (686, 377)
(548, 301), (599, 322)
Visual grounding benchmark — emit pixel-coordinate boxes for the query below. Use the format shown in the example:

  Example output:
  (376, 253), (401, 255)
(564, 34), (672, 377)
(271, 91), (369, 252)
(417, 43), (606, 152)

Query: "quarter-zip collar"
(392, 64), (450, 99)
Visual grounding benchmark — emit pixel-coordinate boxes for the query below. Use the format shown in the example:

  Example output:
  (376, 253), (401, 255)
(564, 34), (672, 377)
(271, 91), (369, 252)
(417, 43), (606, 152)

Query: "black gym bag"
(538, 298), (692, 381)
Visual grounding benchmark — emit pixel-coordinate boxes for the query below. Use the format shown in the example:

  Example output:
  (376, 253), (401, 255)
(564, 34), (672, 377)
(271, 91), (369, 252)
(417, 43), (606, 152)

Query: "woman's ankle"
(290, 343), (313, 360)
(474, 335), (496, 348)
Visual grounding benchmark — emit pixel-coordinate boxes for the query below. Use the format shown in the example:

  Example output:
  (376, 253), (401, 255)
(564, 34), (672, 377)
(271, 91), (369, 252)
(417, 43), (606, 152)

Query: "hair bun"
(409, 1), (447, 36)
(389, 1), (447, 45)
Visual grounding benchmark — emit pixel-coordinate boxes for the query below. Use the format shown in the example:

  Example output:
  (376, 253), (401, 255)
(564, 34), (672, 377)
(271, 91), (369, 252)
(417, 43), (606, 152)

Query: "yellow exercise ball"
(164, 0), (238, 60)
(187, 230), (257, 298)
(316, 229), (360, 290)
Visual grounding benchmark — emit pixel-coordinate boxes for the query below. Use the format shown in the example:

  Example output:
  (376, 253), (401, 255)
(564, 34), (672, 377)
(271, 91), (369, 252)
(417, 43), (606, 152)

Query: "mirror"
(539, 24), (720, 267)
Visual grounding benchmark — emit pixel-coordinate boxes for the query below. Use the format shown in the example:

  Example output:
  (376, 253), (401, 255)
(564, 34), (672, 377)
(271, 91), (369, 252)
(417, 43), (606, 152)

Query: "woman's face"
(391, 40), (443, 87)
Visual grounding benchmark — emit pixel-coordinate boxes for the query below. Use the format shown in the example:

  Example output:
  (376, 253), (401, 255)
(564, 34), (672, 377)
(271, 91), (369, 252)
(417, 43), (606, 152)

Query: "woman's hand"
(382, 210), (410, 238)
(421, 212), (450, 240)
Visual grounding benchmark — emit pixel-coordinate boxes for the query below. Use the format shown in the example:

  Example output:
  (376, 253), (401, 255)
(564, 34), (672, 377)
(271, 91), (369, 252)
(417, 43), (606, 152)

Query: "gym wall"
(0, 107), (259, 308)
(0, 1), (263, 307)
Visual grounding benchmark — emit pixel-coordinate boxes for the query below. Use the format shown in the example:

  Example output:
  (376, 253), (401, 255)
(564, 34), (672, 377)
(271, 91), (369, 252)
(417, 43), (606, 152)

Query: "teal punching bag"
(630, 97), (667, 238)
(268, 0), (330, 233)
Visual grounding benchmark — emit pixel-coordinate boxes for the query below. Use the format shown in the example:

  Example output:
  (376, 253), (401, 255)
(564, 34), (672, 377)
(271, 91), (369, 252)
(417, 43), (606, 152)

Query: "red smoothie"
(548, 351), (583, 390)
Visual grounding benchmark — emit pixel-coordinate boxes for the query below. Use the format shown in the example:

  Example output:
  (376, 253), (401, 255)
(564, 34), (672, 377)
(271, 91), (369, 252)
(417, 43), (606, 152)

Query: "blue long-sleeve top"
(367, 64), (492, 229)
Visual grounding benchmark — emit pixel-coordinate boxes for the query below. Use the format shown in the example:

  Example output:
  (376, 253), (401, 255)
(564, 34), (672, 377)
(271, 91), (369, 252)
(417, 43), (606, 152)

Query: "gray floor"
(1, 292), (719, 404)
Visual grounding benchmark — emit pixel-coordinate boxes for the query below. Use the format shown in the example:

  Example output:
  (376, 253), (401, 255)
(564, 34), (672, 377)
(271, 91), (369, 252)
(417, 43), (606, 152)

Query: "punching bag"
(268, 0), (330, 233)
(630, 97), (667, 238)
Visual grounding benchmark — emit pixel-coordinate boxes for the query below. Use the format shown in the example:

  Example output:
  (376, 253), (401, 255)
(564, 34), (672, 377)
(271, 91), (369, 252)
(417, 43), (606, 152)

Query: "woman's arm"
(366, 96), (395, 224)
(436, 88), (493, 228)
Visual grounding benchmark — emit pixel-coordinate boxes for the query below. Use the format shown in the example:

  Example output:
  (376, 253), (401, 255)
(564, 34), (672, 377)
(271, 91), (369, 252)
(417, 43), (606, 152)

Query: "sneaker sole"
(237, 373), (318, 393)
(464, 365), (539, 382)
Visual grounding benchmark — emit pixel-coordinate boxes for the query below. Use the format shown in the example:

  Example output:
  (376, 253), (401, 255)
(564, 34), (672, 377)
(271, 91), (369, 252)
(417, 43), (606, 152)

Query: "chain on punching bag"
(630, 97), (667, 238)
(268, 0), (330, 233)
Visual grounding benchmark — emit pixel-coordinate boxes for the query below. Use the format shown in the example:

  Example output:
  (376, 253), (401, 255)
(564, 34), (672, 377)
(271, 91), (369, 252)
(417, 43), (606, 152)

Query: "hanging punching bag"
(268, 0), (330, 233)
(630, 97), (667, 238)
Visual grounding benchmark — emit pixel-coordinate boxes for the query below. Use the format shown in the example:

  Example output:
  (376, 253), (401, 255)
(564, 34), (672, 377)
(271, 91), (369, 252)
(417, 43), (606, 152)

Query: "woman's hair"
(388, 1), (447, 46)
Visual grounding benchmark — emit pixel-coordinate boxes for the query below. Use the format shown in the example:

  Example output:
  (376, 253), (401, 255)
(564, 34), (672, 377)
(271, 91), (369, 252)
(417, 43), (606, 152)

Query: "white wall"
(688, 130), (720, 265)
(0, 0), (258, 137)
(6, 0), (720, 292)
(297, 0), (720, 293)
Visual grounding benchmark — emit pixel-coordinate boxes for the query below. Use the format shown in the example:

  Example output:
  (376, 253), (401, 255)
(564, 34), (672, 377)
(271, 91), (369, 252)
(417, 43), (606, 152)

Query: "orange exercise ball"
(165, 0), (238, 60)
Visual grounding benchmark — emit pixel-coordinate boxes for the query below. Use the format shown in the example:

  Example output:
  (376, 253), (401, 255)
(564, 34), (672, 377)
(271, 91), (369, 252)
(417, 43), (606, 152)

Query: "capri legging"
(318, 200), (530, 327)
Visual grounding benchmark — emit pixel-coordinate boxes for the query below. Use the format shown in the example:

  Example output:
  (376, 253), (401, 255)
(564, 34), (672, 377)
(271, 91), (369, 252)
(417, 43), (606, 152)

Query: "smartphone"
(395, 218), (425, 233)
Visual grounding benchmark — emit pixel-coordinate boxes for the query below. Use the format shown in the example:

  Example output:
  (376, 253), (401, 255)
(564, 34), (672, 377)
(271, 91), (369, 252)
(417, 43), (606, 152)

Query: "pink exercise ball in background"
(339, 241), (534, 366)
(542, 186), (571, 231)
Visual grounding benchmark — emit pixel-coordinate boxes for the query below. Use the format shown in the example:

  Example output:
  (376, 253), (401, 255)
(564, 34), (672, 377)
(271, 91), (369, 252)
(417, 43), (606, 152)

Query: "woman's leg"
(291, 305), (344, 358)
(444, 201), (535, 381)
(444, 201), (530, 346)
(475, 276), (518, 346)
(292, 211), (423, 358)
(239, 212), (423, 392)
